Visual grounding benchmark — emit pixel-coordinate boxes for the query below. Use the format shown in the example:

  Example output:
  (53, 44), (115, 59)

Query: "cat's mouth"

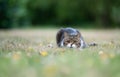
(66, 43), (77, 48)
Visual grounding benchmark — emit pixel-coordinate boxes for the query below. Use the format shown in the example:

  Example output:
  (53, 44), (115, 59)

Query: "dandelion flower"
(12, 52), (21, 61)
(27, 46), (34, 52)
(109, 53), (115, 58)
(40, 51), (48, 56)
(99, 51), (108, 60)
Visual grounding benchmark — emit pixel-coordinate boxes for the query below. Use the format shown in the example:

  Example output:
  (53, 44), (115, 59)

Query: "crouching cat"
(56, 27), (87, 49)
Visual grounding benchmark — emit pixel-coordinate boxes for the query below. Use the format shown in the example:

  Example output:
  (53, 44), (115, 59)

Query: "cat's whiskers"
(66, 43), (77, 48)
(72, 44), (77, 48)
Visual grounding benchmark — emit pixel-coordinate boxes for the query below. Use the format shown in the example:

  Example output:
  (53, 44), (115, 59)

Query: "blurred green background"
(0, 0), (120, 29)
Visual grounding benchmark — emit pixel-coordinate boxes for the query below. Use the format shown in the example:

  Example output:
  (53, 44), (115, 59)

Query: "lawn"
(0, 29), (120, 77)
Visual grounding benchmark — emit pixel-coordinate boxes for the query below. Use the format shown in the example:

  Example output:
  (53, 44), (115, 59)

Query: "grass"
(0, 29), (120, 77)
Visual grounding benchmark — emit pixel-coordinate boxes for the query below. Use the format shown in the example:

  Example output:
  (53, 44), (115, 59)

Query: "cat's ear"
(77, 34), (80, 38)
(76, 30), (81, 38)
(64, 32), (69, 37)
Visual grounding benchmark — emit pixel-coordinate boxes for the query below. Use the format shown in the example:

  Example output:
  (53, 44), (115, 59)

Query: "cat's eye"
(66, 40), (70, 43)
(74, 41), (77, 42)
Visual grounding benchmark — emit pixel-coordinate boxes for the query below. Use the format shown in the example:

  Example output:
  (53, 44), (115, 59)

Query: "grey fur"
(56, 27), (87, 49)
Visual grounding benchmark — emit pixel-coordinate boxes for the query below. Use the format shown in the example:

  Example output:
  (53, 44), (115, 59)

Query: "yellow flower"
(40, 51), (48, 56)
(12, 52), (21, 61)
(27, 46), (34, 52)
(109, 53), (115, 58)
(99, 51), (108, 60)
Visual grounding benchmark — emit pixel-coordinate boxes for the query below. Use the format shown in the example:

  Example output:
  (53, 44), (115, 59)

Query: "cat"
(56, 27), (87, 49)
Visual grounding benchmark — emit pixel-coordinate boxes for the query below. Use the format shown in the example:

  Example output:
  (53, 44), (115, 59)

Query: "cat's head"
(63, 32), (81, 48)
